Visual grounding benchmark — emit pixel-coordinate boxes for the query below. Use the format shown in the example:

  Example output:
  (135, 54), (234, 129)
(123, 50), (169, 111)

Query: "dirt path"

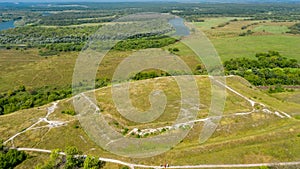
(126, 76), (291, 137)
(4, 101), (69, 146)
(15, 148), (300, 169)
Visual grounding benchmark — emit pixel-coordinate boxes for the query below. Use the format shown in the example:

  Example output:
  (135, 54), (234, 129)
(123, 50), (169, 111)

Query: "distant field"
(194, 17), (244, 30)
(0, 49), (77, 92)
(212, 35), (300, 61)
(254, 25), (290, 34)
(193, 17), (241, 30)
(193, 19), (300, 61)
(0, 47), (201, 92)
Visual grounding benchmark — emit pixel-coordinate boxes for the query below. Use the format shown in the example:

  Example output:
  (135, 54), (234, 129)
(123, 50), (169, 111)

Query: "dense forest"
(0, 26), (99, 46)
(224, 51), (300, 86)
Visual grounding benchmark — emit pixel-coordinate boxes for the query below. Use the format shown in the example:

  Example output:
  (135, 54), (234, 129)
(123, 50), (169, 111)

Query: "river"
(168, 17), (190, 37)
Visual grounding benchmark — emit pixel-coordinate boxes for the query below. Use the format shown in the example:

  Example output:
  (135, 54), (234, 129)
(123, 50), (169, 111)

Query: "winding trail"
(4, 101), (69, 145)
(126, 76), (291, 136)
(15, 148), (300, 169)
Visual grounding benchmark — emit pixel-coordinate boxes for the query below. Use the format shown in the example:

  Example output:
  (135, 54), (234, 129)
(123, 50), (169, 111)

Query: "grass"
(254, 25), (290, 34)
(211, 35), (300, 61)
(0, 49), (77, 92)
(269, 90), (300, 104)
(1, 76), (299, 168)
(0, 47), (202, 92)
(193, 17), (241, 30)
(192, 19), (300, 61)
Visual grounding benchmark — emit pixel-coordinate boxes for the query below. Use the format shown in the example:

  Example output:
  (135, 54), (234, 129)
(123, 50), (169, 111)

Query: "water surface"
(0, 20), (16, 31)
(168, 18), (190, 37)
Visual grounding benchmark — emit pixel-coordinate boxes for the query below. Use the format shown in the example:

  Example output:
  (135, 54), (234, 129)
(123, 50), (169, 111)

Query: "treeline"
(130, 70), (194, 81)
(0, 141), (27, 169)
(39, 18), (114, 27)
(39, 43), (84, 56)
(224, 51), (300, 86)
(0, 86), (72, 115)
(0, 25), (99, 56)
(36, 11), (118, 26)
(113, 36), (177, 51)
(0, 78), (109, 115)
(0, 25), (100, 46)
(36, 146), (105, 169)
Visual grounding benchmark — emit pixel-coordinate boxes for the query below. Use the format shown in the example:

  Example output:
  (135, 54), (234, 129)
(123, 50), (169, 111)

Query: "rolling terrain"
(1, 75), (299, 168)
(0, 2), (300, 168)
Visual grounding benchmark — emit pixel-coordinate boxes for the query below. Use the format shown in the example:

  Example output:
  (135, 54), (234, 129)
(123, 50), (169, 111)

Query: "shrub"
(61, 110), (76, 116)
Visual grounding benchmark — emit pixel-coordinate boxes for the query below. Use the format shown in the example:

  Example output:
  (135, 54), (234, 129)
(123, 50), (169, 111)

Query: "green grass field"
(192, 19), (300, 61)
(212, 35), (300, 61)
(193, 17), (241, 30)
(0, 47), (202, 92)
(254, 25), (290, 34)
(0, 49), (77, 92)
(270, 90), (300, 104)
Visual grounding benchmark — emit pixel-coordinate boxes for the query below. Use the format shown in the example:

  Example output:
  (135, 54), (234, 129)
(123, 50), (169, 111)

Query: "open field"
(192, 18), (300, 61)
(1, 76), (299, 168)
(0, 46), (202, 92)
(193, 18), (300, 61)
(270, 90), (300, 105)
(253, 25), (290, 34)
(0, 49), (77, 92)
(193, 17), (245, 30)
(212, 35), (300, 61)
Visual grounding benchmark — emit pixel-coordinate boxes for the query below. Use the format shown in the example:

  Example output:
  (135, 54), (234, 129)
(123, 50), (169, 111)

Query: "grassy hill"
(1, 75), (299, 168)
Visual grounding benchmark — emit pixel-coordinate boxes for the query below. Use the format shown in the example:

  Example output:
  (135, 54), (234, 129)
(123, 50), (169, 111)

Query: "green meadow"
(212, 35), (300, 61)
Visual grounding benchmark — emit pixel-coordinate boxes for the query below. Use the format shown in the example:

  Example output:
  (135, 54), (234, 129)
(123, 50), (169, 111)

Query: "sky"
(0, 0), (299, 3)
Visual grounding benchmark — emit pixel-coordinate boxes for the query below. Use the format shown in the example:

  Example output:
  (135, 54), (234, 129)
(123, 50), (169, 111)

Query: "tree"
(0, 106), (4, 115)
(0, 149), (27, 169)
(64, 146), (83, 169)
(83, 156), (105, 169)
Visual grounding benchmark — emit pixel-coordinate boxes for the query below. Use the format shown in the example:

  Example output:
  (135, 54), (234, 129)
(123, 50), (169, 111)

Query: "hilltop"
(1, 75), (299, 168)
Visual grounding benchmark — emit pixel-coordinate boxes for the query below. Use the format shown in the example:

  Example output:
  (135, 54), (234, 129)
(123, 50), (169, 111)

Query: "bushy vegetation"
(0, 78), (109, 115)
(61, 110), (76, 116)
(113, 36), (177, 51)
(0, 85), (72, 115)
(129, 70), (193, 81)
(36, 146), (105, 169)
(224, 51), (299, 86)
(0, 26), (100, 46)
(0, 141), (27, 169)
(239, 30), (253, 36)
(268, 85), (286, 93)
(38, 49), (60, 57)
